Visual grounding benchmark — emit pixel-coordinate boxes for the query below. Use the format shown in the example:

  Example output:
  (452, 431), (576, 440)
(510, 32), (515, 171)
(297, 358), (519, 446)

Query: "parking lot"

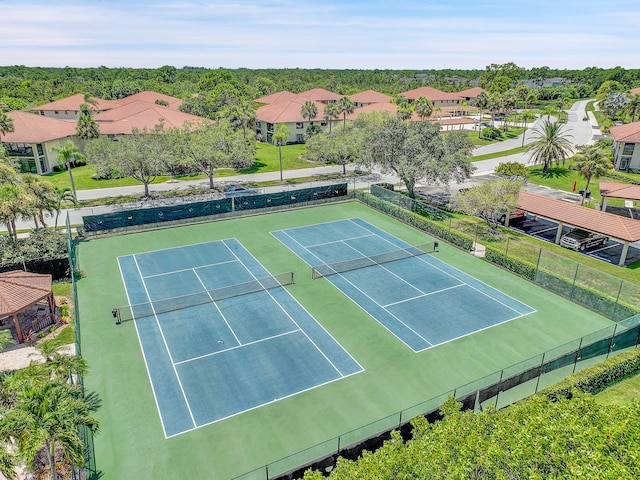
(510, 216), (640, 266)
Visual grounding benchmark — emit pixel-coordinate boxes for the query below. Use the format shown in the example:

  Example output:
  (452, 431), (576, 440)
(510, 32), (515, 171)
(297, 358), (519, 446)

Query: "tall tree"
(623, 93), (640, 122)
(487, 93), (503, 128)
(273, 124), (290, 181)
(300, 100), (318, 127)
(0, 111), (14, 142)
(573, 146), (612, 205)
(304, 128), (361, 174)
(473, 91), (489, 138)
(52, 187), (75, 229)
(525, 119), (574, 173)
(110, 124), (172, 197)
(413, 96), (434, 121)
(602, 92), (629, 118)
(338, 96), (355, 129)
(0, 164), (35, 241)
(0, 379), (99, 480)
(361, 115), (475, 198)
(174, 120), (254, 189)
(21, 174), (56, 228)
(75, 103), (100, 140)
(52, 140), (85, 204)
(323, 102), (341, 133)
(520, 111), (537, 146)
(228, 100), (256, 139)
(450, 178), (524, 228)
(396, 105), (413, 121)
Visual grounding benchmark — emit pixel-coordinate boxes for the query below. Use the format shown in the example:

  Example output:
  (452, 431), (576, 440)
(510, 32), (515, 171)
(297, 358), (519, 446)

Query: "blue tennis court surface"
(117, 239), (362, 438)
(273, 218), (536, 352)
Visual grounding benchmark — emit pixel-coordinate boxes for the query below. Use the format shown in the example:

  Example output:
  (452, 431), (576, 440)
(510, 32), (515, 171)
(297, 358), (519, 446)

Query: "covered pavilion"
(0, 271), (56, 344)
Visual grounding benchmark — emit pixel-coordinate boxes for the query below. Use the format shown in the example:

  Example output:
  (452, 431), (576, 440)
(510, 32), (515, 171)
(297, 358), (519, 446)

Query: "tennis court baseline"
(117, 238), (362, 438)
(273, 218), (536, 352)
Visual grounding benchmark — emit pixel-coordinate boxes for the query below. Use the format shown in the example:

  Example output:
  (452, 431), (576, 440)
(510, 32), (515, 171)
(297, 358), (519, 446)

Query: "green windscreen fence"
(82, 183), (348, 233)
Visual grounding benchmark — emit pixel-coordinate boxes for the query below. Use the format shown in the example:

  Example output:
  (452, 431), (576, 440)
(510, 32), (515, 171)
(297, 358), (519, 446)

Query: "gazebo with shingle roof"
(0, 271), (55, 343)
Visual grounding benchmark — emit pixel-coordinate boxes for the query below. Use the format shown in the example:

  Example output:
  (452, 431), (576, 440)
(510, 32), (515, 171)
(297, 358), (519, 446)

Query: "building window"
(296, 134), (304, 142)
(623, 143), (635, 156)
(255, 121), (261, 128)
(296, 122), (304, 129)
(267, 123), (274, 132)
(54, 111), (59, 115)
(321, 121), (327, 127)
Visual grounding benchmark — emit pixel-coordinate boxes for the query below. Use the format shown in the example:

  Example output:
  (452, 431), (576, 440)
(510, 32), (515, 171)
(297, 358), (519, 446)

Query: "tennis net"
(311, 242), (437, 279)
(114, 271), (294, 323)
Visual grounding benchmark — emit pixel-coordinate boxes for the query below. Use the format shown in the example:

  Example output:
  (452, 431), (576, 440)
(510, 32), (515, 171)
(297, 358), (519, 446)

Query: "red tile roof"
(298, 88), (342, 102)
(610, 121), (640, 143)
(0, 271), (52, 317)
(256, 96), (326, 124)
(95, 102), (205, 134)
(599, 182), (640, 201)
(349, 90), (392, 104)
(456, 87), (485, 99)
(34, 93), (120, 113)
(2, 110), (76, 143)
(350, 102), (420, 121)
(116, 91), (182, 110)
(518, 192), (640, 242)
(255, 91), (297, 104)
(402, 86), (463, 102)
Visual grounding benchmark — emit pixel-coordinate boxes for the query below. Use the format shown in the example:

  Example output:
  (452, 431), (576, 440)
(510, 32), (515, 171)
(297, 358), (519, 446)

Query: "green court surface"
(77, 201), (614, 479)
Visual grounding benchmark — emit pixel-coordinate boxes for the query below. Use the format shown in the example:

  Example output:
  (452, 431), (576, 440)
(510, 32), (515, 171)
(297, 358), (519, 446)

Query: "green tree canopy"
(450, 178), (524, 228)
(525, 119), (574, 173)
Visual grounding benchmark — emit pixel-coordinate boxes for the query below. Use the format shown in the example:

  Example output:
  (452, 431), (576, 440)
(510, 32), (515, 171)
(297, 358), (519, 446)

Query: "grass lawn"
(44, 143), (316, 191)
(594, 372), (640, 406)
(470, 146), (527, 162)
(467, 127), (525, 147)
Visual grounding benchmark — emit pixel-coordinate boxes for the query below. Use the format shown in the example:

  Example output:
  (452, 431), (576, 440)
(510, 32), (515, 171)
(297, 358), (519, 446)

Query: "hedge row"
(543, 346), (640, 399)
(356, 192), (473, 250)
(484, 244), (536, 280)
(536, 268), (639, 321)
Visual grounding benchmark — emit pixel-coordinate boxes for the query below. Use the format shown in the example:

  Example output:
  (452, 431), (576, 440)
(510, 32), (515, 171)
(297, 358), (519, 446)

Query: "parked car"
(499, 209), (526, 225)
(224, 185), (257, 196)
(560, 228), (608, 251)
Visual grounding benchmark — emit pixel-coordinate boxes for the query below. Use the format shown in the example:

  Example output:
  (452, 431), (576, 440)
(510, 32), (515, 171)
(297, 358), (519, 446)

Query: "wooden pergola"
(0, 270), (55, 343)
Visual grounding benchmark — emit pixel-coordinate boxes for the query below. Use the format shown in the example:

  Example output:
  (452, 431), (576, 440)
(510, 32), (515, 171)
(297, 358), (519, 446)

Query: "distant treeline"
(1, 64), (639, 111)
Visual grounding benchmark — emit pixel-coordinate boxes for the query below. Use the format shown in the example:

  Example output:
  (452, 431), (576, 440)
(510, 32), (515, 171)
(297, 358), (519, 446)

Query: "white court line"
(174, 329), (301, 365)
(192, 268), (242, 346)
(143, 259), (239, 279)
(383, 284), (465, 308)
(274, 230), (433, 350)
(221, 239), (345, 377)
(305, 233), (375, 249)
(117, 257), (171, 439)
(132, 255), (198, 430)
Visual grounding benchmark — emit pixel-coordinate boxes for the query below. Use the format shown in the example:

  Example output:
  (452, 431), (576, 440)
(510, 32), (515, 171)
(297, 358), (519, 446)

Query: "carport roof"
(599, 182), (640, 201)
(518, 192), (640, 242)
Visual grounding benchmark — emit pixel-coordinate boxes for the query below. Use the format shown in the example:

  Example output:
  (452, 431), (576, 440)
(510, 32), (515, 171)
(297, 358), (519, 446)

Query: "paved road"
(4, 102), (597, 233)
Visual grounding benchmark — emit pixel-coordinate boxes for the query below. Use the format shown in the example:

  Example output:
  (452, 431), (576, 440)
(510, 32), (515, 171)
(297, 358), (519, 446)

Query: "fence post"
(611, 279), (624, 321)
(398, 411), (403, 429)
(569, 263), (580, 301)
(265, 465), (269, 480)
(534, 352), (546, 393)
(572, 337), (584, 374)
(504, 237), (510, 261)
(606, 324), (618, 360)
(494, 370), (504, 408)
(534, 248), (542, 282)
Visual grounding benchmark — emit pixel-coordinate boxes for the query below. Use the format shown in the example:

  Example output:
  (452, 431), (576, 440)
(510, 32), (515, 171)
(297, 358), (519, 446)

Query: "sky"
(1, 0), (639, 70)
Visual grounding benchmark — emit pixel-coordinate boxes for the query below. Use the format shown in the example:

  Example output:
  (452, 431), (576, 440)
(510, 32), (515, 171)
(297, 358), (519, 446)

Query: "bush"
(495, 161), (528, 178)
(481, 127), (501, 140)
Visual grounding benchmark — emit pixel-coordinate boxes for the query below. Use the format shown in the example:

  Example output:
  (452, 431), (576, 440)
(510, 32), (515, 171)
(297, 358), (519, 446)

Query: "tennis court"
(273, 218), (536, 352)
(117, 238), (362, 438)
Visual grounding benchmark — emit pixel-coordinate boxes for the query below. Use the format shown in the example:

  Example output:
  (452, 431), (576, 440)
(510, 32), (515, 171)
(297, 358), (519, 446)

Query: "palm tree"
(0, 379), (99, 480)
(300, 100), (318, 128)
(76, 103), (100, 141)
(396, 105), (413, 121)
(337, 96), (355, 129)
(0, 165), (35, 241)
(623, 93), (640, 122)
(323, 102), (340, 133)
(487, 92), (503, 128)
(21, 174), (56, 228)
(0, 330), (13, 352)
(228, 100), (256, 139)
(0, 111), (14, 142)
(525, 119), (574, 173)
(413, 96), (433, 121)
(52, 187), (75, 229)
(273, 124), (290, 181)
(574, 146), (612, 205)
(473, 91), (489, 138)
(520, 111), (537, 147)
(52, 140), (85, 205)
